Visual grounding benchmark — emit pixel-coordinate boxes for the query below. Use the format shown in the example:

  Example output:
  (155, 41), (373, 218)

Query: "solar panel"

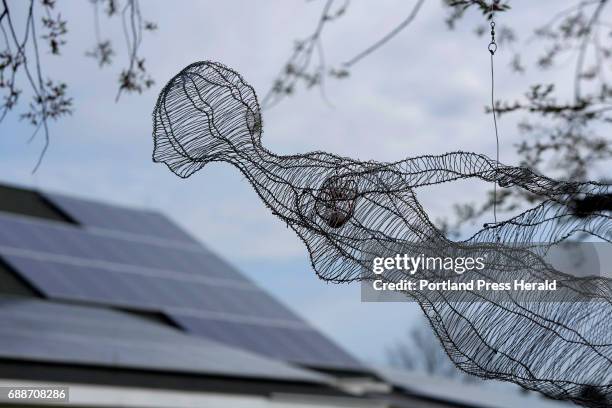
(43, 192), (198, 244)
(0, 212), (364, 370)
(0, 295), (331, 383)
(0, 212), (246, 281)
(2, 253), (302, 321)
(172, 315), (362, 370)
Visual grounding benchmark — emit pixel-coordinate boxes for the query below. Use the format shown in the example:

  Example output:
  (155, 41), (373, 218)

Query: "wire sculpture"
(152, 61), (612, 408)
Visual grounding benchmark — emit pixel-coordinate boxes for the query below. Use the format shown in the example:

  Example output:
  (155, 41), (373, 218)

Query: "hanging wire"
(488, 15), (500, 241)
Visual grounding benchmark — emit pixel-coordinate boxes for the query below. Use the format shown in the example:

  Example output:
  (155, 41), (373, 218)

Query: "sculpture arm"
(392, 151), (608, 200)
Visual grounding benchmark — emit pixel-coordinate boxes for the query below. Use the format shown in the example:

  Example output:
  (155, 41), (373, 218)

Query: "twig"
(262, 0), (339, 109)
(575, 0), (608, 102)
(343, 0), (425, 67)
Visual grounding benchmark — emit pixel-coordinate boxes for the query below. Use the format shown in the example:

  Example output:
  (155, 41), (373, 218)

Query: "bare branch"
(343, 0), (425, 67)
(0, 0), (156, 171)
(575, 0), (608, 102)
(262, 0), (343, 109)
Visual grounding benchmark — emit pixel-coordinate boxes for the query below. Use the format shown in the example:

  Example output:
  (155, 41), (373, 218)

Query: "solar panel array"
(0, 295), (331, 383)
(0, 195), (363, 371)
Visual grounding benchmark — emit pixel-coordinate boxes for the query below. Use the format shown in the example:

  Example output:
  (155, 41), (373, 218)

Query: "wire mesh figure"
(152, 61), (612, 407)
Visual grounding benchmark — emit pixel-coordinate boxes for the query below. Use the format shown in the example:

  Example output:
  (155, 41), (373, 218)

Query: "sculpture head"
(152, 61), (262, 178)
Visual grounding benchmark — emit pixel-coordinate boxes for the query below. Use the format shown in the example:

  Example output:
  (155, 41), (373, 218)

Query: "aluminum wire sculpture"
(152, 61), (612, 408)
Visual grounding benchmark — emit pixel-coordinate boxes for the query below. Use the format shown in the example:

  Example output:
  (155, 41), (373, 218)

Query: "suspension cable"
(488, 13), (501, 241)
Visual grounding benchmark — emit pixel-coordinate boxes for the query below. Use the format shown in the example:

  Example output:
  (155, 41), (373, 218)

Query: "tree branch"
(343, 0), (425, 67)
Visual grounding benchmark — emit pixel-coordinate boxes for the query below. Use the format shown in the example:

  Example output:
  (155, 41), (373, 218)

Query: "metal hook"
(488, 42), (497, 55)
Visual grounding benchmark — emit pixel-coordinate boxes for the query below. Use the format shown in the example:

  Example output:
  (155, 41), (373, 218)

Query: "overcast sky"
(0, 0), (586, 365)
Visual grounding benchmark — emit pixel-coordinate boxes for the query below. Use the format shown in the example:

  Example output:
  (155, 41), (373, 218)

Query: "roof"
(0, 294), (330, 384)
(0, 185), (364, 372)
(373, 367), (572, 408)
